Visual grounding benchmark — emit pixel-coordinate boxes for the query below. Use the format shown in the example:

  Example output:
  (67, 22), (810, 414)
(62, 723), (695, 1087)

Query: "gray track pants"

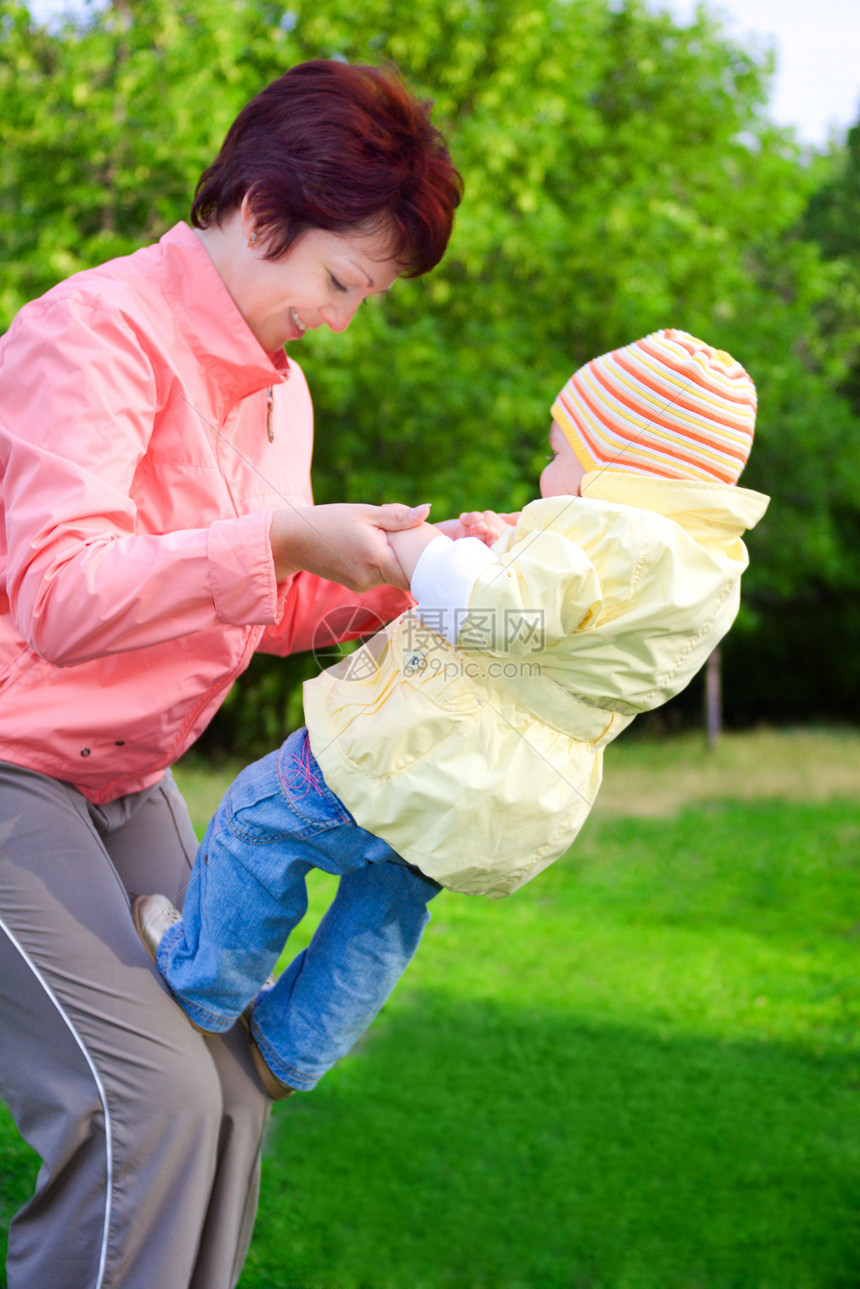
(0, 761), (272, 1289)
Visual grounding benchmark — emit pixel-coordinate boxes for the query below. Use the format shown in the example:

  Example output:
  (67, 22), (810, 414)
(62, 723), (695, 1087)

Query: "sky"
(653, 0), (860, 147)
(25, 0), (860, 149)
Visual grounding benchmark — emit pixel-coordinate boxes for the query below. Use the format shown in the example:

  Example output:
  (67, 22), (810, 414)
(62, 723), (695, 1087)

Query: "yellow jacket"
(304, 472), (769, 897)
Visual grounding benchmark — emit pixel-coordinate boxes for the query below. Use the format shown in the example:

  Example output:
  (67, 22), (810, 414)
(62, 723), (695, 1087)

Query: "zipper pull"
(266, 387), (274, 442)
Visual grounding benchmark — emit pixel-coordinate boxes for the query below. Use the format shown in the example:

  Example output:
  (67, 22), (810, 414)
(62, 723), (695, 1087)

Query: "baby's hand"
(433, 518), (469, 540)
(458, 509), (520, 546)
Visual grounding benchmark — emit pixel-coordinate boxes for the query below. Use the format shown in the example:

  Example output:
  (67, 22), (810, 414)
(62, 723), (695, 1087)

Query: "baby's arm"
(406, 517), (605, 652)
(386, 522), (444, 582)
(390, 527), (504, 646)
(387, 510), (516, 579)
(390, 513), (600, 655)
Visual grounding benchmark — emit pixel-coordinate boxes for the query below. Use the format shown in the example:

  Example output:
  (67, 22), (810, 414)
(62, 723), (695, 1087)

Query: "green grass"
(2, 733), (860, 1287)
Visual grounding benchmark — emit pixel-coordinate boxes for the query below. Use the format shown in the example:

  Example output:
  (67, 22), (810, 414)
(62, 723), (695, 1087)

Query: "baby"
(134, 329), (769, 1099)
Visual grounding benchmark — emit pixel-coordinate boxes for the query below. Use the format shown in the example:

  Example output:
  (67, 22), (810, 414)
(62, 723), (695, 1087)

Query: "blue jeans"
(158, 729), (441, 1090)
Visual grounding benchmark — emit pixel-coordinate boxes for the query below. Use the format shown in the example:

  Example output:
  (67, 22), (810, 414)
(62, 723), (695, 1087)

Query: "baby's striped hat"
(551, 329), (757, 485)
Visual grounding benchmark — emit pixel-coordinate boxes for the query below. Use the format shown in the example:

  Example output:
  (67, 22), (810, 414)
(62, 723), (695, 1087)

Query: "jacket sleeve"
(257, 575), (412, 657)
(0, 296), (282, 666)
(410, 529), (605, 656)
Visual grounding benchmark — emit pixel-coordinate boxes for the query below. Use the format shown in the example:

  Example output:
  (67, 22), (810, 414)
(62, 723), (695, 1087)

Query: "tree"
(3, 0), (860, 748)
(0, 0), (283, 322)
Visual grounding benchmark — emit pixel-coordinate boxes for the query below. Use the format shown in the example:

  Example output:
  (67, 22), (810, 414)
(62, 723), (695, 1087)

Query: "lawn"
(2, 730), (859, 1288)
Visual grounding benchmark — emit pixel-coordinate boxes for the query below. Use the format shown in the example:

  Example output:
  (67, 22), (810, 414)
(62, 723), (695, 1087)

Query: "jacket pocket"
(316, 627), (483, 780)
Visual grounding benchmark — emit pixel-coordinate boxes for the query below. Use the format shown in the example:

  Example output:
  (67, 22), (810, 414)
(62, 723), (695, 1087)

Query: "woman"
(0, 59), (462, 1288)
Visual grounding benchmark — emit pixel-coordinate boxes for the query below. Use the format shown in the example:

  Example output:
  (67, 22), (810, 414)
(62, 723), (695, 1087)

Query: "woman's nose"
(320, 299), (358, 333)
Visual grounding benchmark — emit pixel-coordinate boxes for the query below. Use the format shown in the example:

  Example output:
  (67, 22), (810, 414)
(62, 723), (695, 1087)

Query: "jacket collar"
(579, 470), (770, 539)
(156, 222), (290, 407)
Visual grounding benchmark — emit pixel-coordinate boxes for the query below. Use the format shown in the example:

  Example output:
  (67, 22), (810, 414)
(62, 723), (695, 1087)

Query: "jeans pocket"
(273, 729), (353, 837)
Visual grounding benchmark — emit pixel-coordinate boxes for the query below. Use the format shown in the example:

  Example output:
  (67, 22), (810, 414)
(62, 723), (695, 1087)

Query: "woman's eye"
(329, 274), (348, 293)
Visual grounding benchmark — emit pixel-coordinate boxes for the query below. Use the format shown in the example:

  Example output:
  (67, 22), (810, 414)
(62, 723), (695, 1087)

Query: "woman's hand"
(270, 502), (431, 591)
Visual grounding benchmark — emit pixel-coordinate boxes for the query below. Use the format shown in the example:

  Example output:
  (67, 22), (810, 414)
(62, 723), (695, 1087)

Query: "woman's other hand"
(270, 503), (430, 590)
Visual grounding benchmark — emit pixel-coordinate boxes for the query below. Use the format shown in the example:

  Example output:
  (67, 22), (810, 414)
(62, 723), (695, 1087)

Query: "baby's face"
(539, 421), (586, 498)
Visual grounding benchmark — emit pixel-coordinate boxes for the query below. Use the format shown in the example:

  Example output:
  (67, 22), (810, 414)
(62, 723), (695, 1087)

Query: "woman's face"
(540, 420), (586, 498)
(239, 223), (402, 353)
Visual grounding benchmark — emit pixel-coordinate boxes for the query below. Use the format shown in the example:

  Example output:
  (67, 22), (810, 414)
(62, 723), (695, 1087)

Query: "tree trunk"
(704, 647), (722, 750)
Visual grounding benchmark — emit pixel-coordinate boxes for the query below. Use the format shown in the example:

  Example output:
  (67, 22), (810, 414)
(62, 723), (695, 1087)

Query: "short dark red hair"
(191, 60), (462, 277)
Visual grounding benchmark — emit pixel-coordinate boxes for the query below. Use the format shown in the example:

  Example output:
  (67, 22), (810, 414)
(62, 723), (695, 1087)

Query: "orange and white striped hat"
(550, 329), (757, 485)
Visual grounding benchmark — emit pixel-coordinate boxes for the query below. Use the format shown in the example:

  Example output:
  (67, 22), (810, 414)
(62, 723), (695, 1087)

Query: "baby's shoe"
(132, 893), (209, 1035)
(132, 893), (181, 966)
(249, 1040), (298, 1102)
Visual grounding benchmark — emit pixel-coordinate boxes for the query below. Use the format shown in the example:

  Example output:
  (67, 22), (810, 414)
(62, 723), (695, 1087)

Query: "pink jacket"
(0, 222), (408, 802)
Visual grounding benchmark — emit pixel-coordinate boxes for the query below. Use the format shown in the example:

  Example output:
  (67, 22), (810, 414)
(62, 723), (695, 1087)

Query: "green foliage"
(1, 0), (252, 315)
(4, 0), (860, 739)
(292, 0), (806, 515)
(799, 123), (860, 419)
(804, 124), (860, 264)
